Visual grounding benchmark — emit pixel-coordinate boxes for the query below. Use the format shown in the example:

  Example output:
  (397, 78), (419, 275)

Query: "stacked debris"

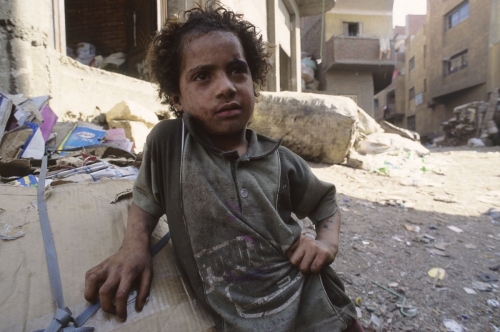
(0, 91), (164, 185)
(301, 53), (319, 91)
(438, 89), (500, 147)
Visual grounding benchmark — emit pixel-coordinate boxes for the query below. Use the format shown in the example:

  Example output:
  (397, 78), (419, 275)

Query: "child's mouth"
(215, 102), (242, 117)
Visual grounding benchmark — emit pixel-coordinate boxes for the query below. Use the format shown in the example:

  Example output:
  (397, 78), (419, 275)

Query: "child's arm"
(286, 210), (341, 273)
(84, 202), (159, 320)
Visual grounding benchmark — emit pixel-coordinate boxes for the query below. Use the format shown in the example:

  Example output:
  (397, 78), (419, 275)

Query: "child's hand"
(287, 211), (342, 273)
(286, 232), (338, 273)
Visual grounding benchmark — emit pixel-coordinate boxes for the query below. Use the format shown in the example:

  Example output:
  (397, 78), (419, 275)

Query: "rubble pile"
(438, 90), (500, 147)
(0, 91), (164, 185)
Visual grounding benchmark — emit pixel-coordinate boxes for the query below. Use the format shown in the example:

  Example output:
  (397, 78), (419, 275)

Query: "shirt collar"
(182, 113), (281, 160)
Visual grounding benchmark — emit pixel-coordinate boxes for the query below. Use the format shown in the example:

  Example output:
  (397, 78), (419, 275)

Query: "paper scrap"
(447, 226), (463, 233)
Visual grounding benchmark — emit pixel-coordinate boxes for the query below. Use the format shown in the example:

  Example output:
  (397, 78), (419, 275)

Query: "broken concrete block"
(106, 100), (159, 129)
(358, 107), (384, 136)
(107, 120), (150, 153)
(357, 133), (429, 156)
(379, 120), (419, 141)
(250, 92), (358, 164)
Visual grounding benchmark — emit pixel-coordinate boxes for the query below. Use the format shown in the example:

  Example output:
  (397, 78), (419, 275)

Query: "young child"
(84, 2), (362, 331)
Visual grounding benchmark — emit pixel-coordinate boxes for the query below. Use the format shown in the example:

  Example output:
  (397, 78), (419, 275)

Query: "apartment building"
(373, 15), (426, 127)
(320, 0), (396, 117)
(374, 0), (499, 140)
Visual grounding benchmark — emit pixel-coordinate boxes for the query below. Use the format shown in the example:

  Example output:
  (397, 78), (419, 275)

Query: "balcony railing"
(324, 36), (396, 71)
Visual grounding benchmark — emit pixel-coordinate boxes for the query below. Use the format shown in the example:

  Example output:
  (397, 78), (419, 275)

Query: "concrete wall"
(326, 70), (374, 115)
(325, 13), (393, 40)
(220, 0), (269, 42)
(0, 0), (167, 119)
(488, 0), (500, 92)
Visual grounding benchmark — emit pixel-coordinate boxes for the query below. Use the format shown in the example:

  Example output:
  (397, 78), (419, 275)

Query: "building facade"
(375, 0), (499, 140)
(320, 0), (396, 117)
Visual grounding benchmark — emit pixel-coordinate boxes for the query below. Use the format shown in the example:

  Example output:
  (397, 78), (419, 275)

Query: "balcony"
(324, 36), (396, 72)
(295, 0), (336, 17)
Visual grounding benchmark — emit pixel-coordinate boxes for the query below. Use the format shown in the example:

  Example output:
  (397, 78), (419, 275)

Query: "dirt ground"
(309, 146), (500, 332)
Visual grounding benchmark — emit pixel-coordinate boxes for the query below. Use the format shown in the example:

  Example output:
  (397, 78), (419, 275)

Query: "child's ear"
(171, 94), (183, 111)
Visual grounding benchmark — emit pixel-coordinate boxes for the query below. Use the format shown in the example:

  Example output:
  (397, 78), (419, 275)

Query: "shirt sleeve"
(133, 143), (165, 219)
(280, 147), (338, 224)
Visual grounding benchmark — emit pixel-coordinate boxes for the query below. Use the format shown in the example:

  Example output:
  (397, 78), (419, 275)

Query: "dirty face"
(172, 31), (254, 138)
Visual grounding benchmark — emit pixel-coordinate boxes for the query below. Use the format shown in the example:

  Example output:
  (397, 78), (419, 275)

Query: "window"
(407, 115), (416, 131)
(415, 93), (423, 106)
(374, 98), (379, 110)
(424, 79), (427, 92)
(409, 57), (415, 70)
(445, 50), (468, 75)
(409, 87), (415, 100)
(343, 22), (361, 37)
(447, 2), (469, 29)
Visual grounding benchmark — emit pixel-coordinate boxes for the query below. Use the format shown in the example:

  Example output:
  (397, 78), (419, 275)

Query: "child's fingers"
(288, 244), (305, 266)
(298, 249), (316, 273)
(286, 238), (301, 259)
(310, 254), (328, 273)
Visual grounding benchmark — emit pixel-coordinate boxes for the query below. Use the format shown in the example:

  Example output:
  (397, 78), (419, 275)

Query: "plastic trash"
(443, 319), (463, 332)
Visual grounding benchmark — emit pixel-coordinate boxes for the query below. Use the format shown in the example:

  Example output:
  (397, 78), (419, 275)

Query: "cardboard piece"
(0, 158), (35, 178)
(108, 120), (150, 153)
(39, 104), (58, 142)
(20, 122), (45, 159)
(58, 124), (106, 156)
(0, 127), (33, 159)
(0, 180), (215, 331)
(0, 94), (14, 139)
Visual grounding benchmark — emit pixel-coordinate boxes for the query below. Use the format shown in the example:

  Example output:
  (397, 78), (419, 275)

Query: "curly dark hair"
(147, 0), (272, 118)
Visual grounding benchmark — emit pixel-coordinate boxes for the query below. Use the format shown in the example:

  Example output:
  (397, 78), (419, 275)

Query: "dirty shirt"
(133, 117), (355, 331)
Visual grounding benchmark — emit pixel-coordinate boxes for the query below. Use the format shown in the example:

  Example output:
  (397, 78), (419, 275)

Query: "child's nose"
(215, 74), (236, 99)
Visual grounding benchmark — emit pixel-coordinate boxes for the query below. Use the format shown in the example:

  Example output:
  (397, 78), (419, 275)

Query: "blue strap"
(37, 155), (171, 331)
(37, 155), (65, 310)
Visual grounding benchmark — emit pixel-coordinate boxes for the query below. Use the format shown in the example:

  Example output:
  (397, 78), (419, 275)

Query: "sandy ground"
(309, 146), (500, 332)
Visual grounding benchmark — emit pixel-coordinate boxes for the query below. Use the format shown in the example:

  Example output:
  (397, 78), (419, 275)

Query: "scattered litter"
(371, 280), (417, 317)
(447, 226), (463, 233)
(434, 242), (447, 251)
(463, 287), (477, 295)
(433, 195), (458, 203)
(370, 313), (382, 328)
(471, 281), (493, 292)
(428, 225), (438, 230)
(465, 244), (477, 250)
(478, 273), (498, 282)
(389, 282), (399, 288)
(355, 307), (362, 319)
(487, 299), (499, 308)
(484, 208), (500, 220)
(423, 234), (436, 241)
(355, 297), (363, 306)
(392, 236), (404, 242)
(429, 250), (449, 257)
(362, 241), (370, 245)
(404, 224), (420, 233)
(443, 319), (464, 332)
(428, 268), (446, 280)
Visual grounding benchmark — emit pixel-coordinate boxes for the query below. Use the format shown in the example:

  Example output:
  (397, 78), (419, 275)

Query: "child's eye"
(232, 66), (247, 75)
(194, 72), (209, 81)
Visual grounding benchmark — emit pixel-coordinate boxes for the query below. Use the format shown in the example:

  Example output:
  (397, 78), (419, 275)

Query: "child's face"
(172, 31), (254, 137)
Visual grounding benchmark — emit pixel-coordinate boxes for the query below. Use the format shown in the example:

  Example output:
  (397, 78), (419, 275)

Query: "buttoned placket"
(226, 153), (250, 213)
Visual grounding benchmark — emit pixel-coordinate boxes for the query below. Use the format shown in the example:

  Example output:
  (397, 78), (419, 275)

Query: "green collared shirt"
(133, 116), (356, 331)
